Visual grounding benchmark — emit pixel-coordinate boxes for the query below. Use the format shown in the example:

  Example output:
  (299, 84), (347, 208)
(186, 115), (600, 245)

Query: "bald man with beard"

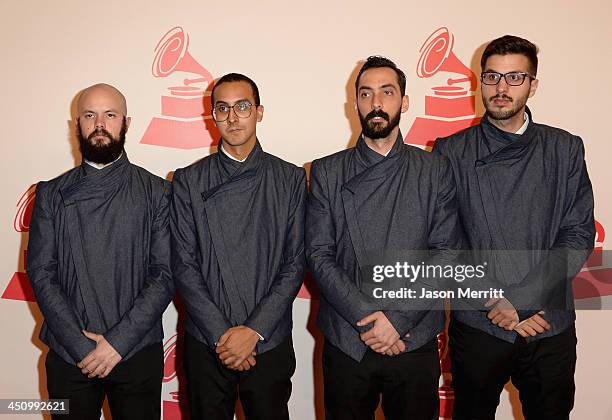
(27, 84), (174, 419)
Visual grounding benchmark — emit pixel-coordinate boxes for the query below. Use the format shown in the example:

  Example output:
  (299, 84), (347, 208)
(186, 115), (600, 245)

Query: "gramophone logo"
(574, 220), (612, 300)
(2, 185), (36, 302)
(161, 334), (188, 420)
(405, 27), (480, 148)
(140, 27), (216, 149)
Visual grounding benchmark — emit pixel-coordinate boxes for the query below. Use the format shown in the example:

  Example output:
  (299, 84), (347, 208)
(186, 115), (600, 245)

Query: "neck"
(487, 108), (527, 133)
(222, 137), (256, 161)
(364, 126), (399, 156)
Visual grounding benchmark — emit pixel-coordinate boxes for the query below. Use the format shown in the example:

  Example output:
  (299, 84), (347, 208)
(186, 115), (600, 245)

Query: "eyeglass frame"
(480, 71), (536, 86)
(212, 100), (259, 122)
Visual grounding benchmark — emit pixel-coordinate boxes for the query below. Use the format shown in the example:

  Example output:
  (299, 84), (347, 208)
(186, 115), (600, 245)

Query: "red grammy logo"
(405, 27), (480, 148)
(2, 185), (36, 302)
(574, 220), (612, 299)
(140, 27), (216, 149)
(161, 334), (187, 420)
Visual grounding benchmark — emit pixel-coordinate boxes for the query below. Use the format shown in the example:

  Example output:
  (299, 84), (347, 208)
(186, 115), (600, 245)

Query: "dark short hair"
(355, 56), (407, 97)
(481, 35), (539, 77)
(211, 73), (260, 106)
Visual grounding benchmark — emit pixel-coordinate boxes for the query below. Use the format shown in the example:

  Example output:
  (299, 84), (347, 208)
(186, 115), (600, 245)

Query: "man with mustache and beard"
(27, 83), (174, 419)
(306, 56), (462, 419)
(433, 36), (594, 420)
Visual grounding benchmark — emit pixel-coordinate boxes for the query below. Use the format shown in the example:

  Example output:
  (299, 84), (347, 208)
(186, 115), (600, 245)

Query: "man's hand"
(514, 311), (550, 338)
(77, 331), (122, 378)
(485, 298), (519, 331)
(384, 339), (406, 356)
(216, 326), (260, 370)
(357, 311), (400, 354)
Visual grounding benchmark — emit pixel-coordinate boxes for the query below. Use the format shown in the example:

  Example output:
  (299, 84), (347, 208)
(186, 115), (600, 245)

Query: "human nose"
(94, 115), (105, 129)
(496, 76), (509, 93)
(227, 106), (239, 123)
(372, 91), (383, 110)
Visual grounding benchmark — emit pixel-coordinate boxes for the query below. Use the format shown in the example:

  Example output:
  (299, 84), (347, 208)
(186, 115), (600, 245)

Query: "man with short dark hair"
(172, 73), (306, 420)
(306, 56), (462, 420)
(27, 83), (174, 419)
(433, 35), (595, 420)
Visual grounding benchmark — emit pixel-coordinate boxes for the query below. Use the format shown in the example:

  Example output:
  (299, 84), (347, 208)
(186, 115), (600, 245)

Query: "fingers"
(526, 319), (545, 334)
(78, 353), (96, 369)
(217, 331), (231, 348)
(518, 323), (538, 336)
(530, 315), (551, 330)
(485, 298), (500, 308)
(360, 330), (376, 342)
(385, 343), (401, 356)
(487, 308), (500, 320)
(100, 365), (113, 378)
(357, 312), (380, 327)
(82, 330), (100, 342)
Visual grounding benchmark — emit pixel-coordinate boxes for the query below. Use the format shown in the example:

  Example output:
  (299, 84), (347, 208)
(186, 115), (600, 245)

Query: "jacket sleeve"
(170, 169), (232, 345)
(104, 180), (175, 357)
(305, 160), (374, 331)
(504, 136), (595, 317)
(386, 155), (463, 335)
(26, 182), (96, 362)
(244, 169), (307, 339)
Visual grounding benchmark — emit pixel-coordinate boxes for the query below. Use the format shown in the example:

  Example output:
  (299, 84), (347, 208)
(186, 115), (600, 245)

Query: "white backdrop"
(2, 1), (611, 418)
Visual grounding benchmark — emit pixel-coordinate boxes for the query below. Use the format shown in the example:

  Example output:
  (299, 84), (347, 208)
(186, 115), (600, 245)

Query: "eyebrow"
(358, 84), (398, 91)
(483, 68), (525, 73)
(215, 98), (251, 105)
(81, 108), (121, 114)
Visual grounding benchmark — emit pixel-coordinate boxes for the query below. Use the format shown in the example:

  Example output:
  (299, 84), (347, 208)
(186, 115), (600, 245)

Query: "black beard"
(359, 109), (401, 140)
(77, 118), (127, 164)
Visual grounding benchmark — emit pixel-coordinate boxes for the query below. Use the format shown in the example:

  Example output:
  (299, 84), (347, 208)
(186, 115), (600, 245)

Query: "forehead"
(358, 67), (400, 89)
(483, 54), (531, 72)
(214, 81), (255, 103)
(78, 87), (126, 113)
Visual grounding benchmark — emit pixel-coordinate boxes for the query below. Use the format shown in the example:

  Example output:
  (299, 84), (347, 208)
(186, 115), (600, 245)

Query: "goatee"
(77, 117), (127, 164)
(485, 94), (526, 121)
(359, 109), (401, 140)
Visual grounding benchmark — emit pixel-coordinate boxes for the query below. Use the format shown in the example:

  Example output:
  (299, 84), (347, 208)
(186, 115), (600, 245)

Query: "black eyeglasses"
(480, 71), (535, 86)
(212, 100), (256, 122)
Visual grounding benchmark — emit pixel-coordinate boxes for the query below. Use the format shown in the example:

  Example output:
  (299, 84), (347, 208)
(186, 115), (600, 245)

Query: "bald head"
(77, 83), (128, 116)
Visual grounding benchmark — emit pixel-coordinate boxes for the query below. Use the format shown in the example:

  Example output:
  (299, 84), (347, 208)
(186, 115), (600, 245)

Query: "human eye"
(359, 90), (371, 98)
(217, 104), (229, 113)
(237, 101), (251, 111)
(507, 72), (522, 82)
(384, 89), (394, 96)
(106, 112), (117, 118)
(483, 72), (499, 83)
(83, 112), (94, 119)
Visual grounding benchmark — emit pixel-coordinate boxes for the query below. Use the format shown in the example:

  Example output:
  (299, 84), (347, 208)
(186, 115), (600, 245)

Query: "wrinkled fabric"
(433, 108), (595, 343)
(171, 140), (306, 354)
(306, 132), (462, 361)
(27, 153), (174, 364)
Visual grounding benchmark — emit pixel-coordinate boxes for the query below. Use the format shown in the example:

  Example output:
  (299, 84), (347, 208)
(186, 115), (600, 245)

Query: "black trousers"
(322, 338), (440, 420)
(45, 343), (163, 420)
(449, 320), (577, 420)
(183, 332), (296, 420)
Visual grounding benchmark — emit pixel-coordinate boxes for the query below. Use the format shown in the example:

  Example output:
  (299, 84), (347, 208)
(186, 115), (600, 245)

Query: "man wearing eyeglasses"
(433, 35), (594, 420)
(171, 73), (306, 420)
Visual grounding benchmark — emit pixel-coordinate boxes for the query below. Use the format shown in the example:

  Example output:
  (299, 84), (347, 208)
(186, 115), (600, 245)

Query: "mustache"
(365, 109), (390, 122)
(87, 128), (113, 141)
(489, 94), (513, 102)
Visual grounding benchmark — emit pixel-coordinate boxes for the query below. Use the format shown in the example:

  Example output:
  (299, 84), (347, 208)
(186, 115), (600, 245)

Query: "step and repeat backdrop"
(2, 1), (611, 419)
